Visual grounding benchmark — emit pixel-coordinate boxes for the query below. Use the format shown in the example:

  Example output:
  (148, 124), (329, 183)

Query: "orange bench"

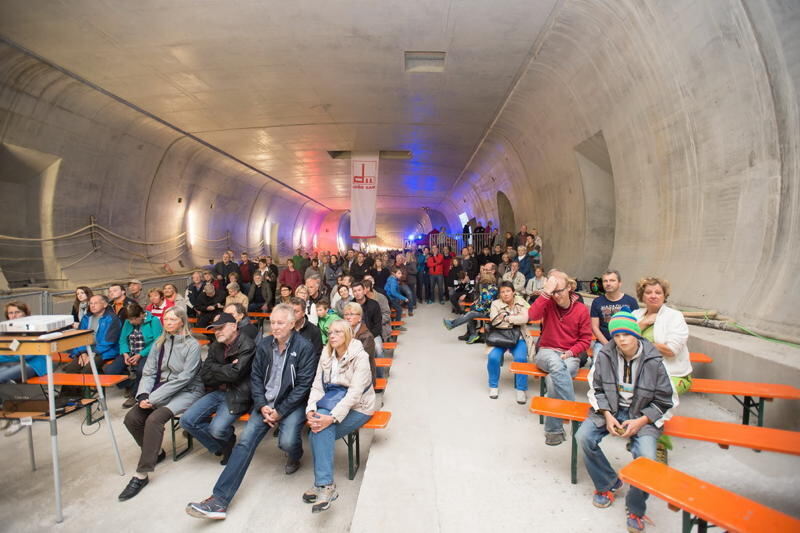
(28, 373), (128, 425)
(248, 312), (271, 318)
(620, 457), (800, 532)
(382, 342), (398, 351)
(375, 358), (393, 368)
(188, 317), (198, 324)
(530, 396), (800, 484)
(389, 321), (405, 327)
(191, 327), (214, 335)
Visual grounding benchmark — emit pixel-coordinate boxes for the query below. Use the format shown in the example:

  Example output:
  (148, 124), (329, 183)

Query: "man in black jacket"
(213, 252), (238, 283)
(289, 297), (323, 363)
(186, 304), (316, 520)
(352, 281), (382, 340)
(180, 313), (256, 465)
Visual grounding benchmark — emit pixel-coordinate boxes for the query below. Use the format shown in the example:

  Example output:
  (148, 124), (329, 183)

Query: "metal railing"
(404, 233), (502, 252)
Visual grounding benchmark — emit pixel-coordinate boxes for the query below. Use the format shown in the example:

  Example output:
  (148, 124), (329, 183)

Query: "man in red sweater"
(426, 245), (446, 304)
(528, 271), (592, 446)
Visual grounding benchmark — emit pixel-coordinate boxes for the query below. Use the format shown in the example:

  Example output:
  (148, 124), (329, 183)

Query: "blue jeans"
(399, 284), (416, 309)
(309, 408), (371, 486)
(212, 405), (306, 506)
(430, 274), (445, 302)
(575, 407), (657, 517)
(104, 354), (146, 393)
(418, 272), (431, 301)
(487, 338), (528, 390)
(388, 297), (406, 321)
(180, 391), (240, 454)
(449, 310), (482, 329)
(0, 361), (34, 383)
(535, 348), (580, 434)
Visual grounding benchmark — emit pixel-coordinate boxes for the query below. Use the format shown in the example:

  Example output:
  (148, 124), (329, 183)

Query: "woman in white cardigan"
(632, 276), (691, 463)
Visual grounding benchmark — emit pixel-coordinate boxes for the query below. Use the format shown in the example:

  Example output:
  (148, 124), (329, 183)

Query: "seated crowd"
(2, 227), (694, 531)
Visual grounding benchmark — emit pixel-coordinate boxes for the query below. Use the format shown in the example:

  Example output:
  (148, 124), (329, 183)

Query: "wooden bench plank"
(382, 342), (398, 350)
(620, 457), (800, 533)
(375, 358), (393, 368)
(364, 410), (391, 429)
(374, 378), (387, 392)
(191, 327), (214, 335)
(690, 379), (800, 400)
(27, 373), (128, 387)
(690, 352), (713, 364)
(248, 312), (271, 318)
(389, 321), (405, 327)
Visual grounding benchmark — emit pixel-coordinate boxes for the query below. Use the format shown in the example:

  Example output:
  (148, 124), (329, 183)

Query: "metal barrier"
(0, 274), (194, 317)
(405, 233), (500, 252)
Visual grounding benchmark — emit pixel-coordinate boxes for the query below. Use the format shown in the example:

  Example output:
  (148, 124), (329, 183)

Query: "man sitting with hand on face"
(186, 303), (317, 520)
(576, 311), (677, 533)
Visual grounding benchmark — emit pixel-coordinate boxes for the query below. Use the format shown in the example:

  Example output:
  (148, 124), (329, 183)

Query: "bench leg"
(538, 378), (546, 424)
(741, 395), (753, 425)
(570, 420), (579, 485)
(170, 417), (194, 461)
(346, 430), (361, 480)
(682, 511), (710, 533)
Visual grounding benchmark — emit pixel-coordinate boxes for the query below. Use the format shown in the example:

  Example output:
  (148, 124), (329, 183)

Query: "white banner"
(350, 151), (379, 238)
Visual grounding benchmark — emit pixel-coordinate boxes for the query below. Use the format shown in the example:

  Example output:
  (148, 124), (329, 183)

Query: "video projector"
(0, 315), (74, 335)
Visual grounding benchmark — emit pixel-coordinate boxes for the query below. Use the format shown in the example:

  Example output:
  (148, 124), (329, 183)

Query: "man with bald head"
(528, 270), (592, 446)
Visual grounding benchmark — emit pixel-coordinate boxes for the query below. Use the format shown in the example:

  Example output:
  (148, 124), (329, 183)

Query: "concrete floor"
(2, 302), (799, 532)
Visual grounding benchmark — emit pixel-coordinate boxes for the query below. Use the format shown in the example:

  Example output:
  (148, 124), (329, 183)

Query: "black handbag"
(485, 314), (521, 348)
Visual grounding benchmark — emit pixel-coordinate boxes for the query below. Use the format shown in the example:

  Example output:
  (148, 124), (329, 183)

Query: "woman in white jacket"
(304, 319), (376, 513)
(487, 281), (531, 404)
(632, 277), (691, 463)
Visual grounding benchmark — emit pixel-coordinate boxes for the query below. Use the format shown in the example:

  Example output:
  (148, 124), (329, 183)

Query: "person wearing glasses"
(303, 319), (376, 513)
(185, 303), (317, 520)
(528, 270), (592, 446)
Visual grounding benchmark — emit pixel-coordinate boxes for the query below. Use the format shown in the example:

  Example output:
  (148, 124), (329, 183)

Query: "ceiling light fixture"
(404, 51), (446, 72)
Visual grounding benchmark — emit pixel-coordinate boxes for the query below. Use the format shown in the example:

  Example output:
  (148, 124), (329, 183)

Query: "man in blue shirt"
(385, 267), (412, 321)
(590, 270), (639, 360)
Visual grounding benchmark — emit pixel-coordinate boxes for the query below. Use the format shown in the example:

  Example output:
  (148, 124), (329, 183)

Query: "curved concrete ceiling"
(0, 0), (559, 210)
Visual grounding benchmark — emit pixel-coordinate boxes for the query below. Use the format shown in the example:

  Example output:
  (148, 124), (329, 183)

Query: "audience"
(112, 303), (163, 408)
(66, 295), (120, 375)
(247, 272), (272, 313)
(590, 270), (639, 360)
(128, 279), (146, 306)
(119, 307), (203, 501)
(528, 270), (592, 446)
(71, 286), (93, 327)
(163, 283), (187, 312)
(342, 302), (377, 382)
(195, 283), (226, 328)
(146, 288), (174, 323)
(289, 297), (324, 362)
(224, 303), (259, 340)
(180, 312), (256, 466)
(108, 282), (136, 322)
(486, 281), (531, 403)
(224, 282), (249, 310)
(186, 304), (316, 520)
(278, 258), (303, 292)
(501, 261), (526, 294)
(315, 299), (337, 344)
(304, 319), (376, 513)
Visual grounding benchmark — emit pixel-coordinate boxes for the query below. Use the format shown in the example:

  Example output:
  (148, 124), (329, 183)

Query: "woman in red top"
(278, 258), (303, 291)
(146, 288), (174, 323)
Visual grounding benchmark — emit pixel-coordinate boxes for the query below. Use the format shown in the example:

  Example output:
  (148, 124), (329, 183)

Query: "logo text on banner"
(350, 152), (379, 239)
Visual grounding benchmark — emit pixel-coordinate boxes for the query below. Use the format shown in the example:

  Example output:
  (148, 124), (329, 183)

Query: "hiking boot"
(516, 390), (527, 405)
(302, 485), (320, 503)
(626, 512), (647, 532)
(466, 334), (481, 344)
(489, 388), (499, 399)
(186, 496), (227, 520)
(592, 478), (623, 508)
(311, 484), (338, 513)
(443, 318), (454, 330)
(544, 432), (566, 446)
(656, 442), (668, 465)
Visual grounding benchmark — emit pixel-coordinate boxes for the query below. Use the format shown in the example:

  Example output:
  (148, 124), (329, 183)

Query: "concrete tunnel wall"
(0, 44), (331, 286)
(442, 0), (800, 342)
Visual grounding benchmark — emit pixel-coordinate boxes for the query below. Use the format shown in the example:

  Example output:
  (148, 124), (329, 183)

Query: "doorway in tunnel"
(496, 191), (516, 237)
(574, 131), (615, 277)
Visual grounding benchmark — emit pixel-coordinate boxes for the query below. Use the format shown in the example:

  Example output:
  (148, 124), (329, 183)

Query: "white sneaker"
(489, 388), (499, 399)
(0, 419), (10, 431)
(4, 421), (23, 437)
(516, 390), (527, 405)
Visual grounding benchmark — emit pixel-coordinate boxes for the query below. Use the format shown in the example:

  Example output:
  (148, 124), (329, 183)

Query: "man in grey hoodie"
(575, 310), (677, 533)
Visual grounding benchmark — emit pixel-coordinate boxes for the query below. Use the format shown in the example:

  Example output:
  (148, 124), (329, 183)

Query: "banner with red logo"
(350, 152), (379, 239)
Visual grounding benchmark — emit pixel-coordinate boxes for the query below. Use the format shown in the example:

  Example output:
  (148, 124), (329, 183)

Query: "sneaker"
(4, 420), (23, 437)
(118, 476), (149, 501)
(186, 496), (228, 520)
(489, 388), (499, 399)
(443, 318), (454, 330)
(457, 333), (470, 341)
(426, 300), (433, 305)
(311, 484), (338, 513)
(122, 397), (137, 409)
(516, 390), (527, 405)
(626, 512), (647, 532)
(656, 443), (668, 465)
(408, 311), (414, 317)
(544, 432), (566, 446)
(220, 435), (236, 466)
(592, 479), (623, 508)
(0, 419), (10, 431)
(466, 334), (481, 344)
(285, 457), (301, 475)
(302, 486), (321, 503)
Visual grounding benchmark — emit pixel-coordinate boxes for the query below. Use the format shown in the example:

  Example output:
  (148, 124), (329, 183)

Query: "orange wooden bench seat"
(191, 327), (214, 335)
(53, 352), (73, 363)
(187, 317), (198, 324)
(198, 339), (210, 345)
(530, 396), (800, 484)
(620, 457), (800, 533)
(27, 373), (128, 387)
(690, 351), (713, 364)
(510, 362), (796, 425)
(390, 330), (403, 336)
(375, 358), (393, 368)
(389, 321), (405, 327)
(248, 312), (271, 318)
(374, 377), (387, 392)
(382, 342), (398, 351)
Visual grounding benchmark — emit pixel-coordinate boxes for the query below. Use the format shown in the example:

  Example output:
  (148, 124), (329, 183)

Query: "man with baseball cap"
(180, 312), (256, 466)
(575, 310), (678, 533)
(128, 279), (146, 306)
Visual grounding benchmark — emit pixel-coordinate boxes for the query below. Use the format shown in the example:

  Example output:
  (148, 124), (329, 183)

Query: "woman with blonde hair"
(119, 306), (204, 501)
(632, 276), (690, 464)
(303, 319), (376, 513)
